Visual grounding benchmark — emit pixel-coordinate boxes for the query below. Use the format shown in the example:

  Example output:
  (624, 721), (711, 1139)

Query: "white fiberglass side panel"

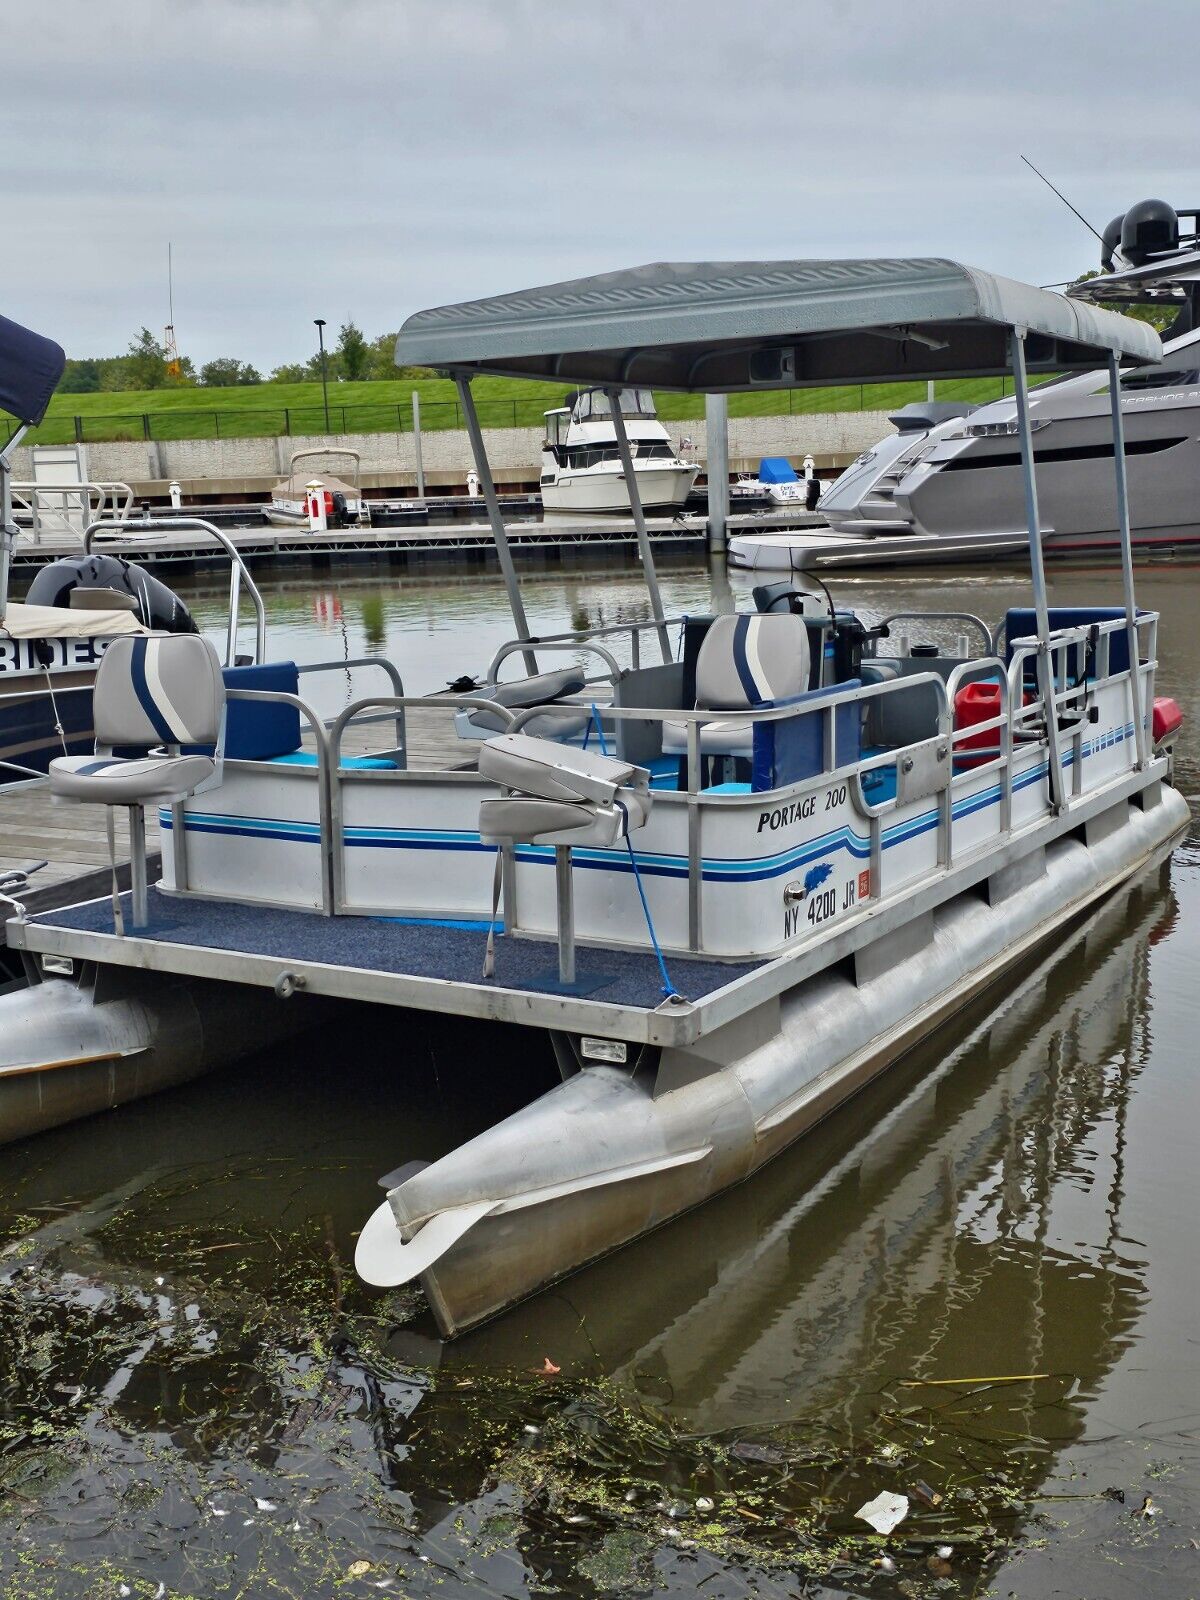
(160, 765), (327, 911)
(337, 774), (500, 919)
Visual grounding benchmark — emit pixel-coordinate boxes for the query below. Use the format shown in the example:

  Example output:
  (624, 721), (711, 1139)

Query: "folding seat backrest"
(694, 614), (809, 711)
(95, 635), (224, 751)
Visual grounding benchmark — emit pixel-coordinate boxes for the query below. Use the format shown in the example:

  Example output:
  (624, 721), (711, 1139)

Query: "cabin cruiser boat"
(540, 387), (697, 513)
(0, 255), (1187, 1341)
(0, 316), (197, 782)
(733, 199), (1200, 571)
(265, 447), (370, 528)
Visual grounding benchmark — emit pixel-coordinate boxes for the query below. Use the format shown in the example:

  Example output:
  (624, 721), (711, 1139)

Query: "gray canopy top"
(393, 257), (1162, 392)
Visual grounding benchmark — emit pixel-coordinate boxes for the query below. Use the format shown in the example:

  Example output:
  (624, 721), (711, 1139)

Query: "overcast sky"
(6, 0), (1198, 370)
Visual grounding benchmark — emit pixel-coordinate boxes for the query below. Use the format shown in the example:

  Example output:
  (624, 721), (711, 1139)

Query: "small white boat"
(731, 455), (825, 508)
(265, 447), (370, 529)
(540, 388), (697, 513)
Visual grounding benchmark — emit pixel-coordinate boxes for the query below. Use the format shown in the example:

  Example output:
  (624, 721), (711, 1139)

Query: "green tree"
(59, 358), (103, 393)
(337, 320), (370, 382)
(269, 362), (309, 383)
(199, 357), (262, 387)
(124, 328), (167, 390)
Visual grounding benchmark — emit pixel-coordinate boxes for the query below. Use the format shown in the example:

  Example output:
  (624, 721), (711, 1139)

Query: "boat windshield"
(573, 387), (657, 420)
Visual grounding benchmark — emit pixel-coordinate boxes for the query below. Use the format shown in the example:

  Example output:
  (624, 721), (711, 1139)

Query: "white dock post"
(705, 394), (729, 556)
(411, 391), (425, 500)
(169, 480), (182, 510)
(306, 480), (327, 533)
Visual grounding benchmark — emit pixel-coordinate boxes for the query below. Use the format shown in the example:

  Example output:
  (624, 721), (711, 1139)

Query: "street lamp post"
(314, 318), (330, 433)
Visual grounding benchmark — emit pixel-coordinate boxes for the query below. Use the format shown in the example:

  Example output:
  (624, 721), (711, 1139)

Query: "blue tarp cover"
(0, 314), (65, 428)
(758, 457), (798, 484)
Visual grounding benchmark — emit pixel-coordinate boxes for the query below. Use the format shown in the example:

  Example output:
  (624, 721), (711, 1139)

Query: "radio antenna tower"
(164, 242), (181, 378)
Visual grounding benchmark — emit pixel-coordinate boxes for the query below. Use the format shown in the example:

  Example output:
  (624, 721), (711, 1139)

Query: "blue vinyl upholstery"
(222, 662), (302, 760)
(751, 681), (861, 792)
(1004, 608), (1143, 678)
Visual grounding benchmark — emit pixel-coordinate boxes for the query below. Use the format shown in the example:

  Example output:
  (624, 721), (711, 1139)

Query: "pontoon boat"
(0, 316), (196, 781)
(265, 447), (370, 528)
(0, 256), (1186, 1342)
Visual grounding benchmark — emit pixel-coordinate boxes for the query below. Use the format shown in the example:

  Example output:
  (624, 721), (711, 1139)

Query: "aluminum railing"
(84, 516), (267, 667)
(13, 480), (134, 541)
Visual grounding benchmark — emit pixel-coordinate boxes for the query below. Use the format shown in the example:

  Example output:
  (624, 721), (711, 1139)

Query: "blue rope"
(589, 702), (610, 755)
(616, 798), (680, 1001)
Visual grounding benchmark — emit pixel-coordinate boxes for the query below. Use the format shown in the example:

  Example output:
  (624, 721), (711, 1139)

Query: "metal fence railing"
(1, 379), (1016, 449)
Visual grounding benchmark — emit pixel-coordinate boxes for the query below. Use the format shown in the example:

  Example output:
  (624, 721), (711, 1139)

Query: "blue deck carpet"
(35, 892), (760, 1011)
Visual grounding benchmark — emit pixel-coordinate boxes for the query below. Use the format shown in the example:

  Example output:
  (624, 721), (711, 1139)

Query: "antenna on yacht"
(1020, 155), (1105, 245)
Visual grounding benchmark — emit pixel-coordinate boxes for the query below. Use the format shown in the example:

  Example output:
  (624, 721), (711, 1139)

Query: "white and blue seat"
(662, 612), (810, 761)
(49, 634), (226, 928)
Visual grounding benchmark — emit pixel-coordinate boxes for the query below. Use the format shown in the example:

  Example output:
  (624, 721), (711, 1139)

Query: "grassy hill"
(3, 373), (1015, 447)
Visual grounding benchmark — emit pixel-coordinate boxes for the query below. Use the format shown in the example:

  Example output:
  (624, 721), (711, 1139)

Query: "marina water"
(1, 557), (1196, 1597)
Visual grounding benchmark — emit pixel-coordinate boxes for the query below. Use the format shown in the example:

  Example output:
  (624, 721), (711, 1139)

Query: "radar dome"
(1120, 199), (1179, 266)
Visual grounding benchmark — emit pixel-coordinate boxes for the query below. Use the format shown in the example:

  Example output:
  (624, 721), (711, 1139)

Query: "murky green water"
(2, 557), (1198, 1597)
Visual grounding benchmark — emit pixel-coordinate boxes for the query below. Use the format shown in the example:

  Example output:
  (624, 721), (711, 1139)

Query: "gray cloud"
(5, 0), (1196, 368)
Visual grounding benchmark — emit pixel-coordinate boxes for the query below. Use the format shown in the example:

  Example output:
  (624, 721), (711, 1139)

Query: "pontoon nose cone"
(354, 1198), (494, 1288)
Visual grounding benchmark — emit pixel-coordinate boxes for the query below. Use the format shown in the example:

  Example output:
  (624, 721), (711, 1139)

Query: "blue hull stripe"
(160, 723), (1137, 883)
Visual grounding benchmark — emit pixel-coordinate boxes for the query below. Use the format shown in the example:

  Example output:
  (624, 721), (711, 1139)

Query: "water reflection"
(1, 556), (1197, 1596)
(0, 849), (1182, 1596)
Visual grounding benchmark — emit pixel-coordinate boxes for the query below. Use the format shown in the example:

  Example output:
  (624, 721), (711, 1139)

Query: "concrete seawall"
(10, 411), (894, 500)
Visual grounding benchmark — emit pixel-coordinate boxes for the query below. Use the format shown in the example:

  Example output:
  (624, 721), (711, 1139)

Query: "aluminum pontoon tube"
(1107, 349), (1148, 769)
(1010, 331), (1066, 814)
(606, 387), (671, 663)
(357, 784), (1189, 1335)
(455, 374), (537, 677)
(0, 969), (321, 1145)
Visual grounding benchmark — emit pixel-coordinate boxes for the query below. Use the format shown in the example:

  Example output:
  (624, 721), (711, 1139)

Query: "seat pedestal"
(526, 845), (614, 997)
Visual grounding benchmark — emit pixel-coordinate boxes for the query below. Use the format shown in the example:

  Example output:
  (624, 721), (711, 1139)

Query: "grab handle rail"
(296, 657), (406, 752)
(486, 636), (623, 686)
(84, 515), (267, 667)
(198, 687), (333, 912)
(870, 611), (994, 655)
(327, 693), (517, 916)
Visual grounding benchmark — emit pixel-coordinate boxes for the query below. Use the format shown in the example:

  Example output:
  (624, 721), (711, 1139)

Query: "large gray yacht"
(819, 198), (1200, 558)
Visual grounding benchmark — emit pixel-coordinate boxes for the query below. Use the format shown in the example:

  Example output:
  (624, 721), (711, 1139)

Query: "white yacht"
(539, 387), (697, 513)
(806, 198), (1200, 564)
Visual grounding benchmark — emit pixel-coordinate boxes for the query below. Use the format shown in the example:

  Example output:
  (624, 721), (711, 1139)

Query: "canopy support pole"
(456, 375), (537, 676)
(1010, 332), (1065, 814)
(705, 394), (729, 555)
(1106, 351), (1147, 769)
(606, 389), (671, 663)
(0, 424), (28, 625)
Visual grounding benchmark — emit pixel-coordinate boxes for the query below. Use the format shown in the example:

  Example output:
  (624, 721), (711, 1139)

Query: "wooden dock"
(8, 507), (821, 573)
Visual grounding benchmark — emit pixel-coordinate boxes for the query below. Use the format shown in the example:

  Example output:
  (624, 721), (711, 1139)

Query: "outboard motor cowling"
(25, 554), (197, 634)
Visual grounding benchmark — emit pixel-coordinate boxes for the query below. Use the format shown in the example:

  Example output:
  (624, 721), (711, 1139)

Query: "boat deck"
(26, 890), (759, 1017)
